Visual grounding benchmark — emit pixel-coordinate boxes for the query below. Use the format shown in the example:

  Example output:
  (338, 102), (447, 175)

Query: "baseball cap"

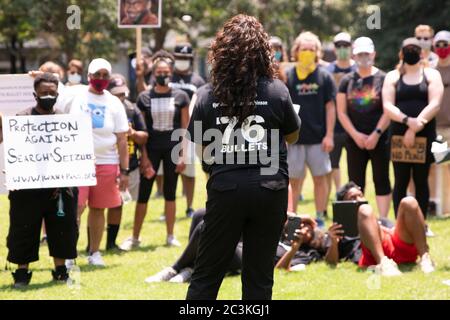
(353, 37), (375, 55)
(434, 30), (450, 44)
(88, 58), (112, 75)
(270, 36), (283, 47)
(334, 32), (352, 44)
(174, 43), (194, 58)
(402, 37), (421, 49)
(108, 74), (129, 95)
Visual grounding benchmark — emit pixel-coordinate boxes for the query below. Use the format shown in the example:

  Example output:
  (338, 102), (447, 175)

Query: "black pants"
(7, 188), (78, 265)
(393, 161), (431, 218)
(330, 132), (348, 169)
(346, 137), (391, 195)
(174, 209), (242, 274)
(186, 170), (288, 300)
(138, 147), (179, 202)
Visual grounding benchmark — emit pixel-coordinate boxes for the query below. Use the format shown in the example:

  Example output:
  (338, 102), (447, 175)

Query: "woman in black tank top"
(383, 38), (444, 219)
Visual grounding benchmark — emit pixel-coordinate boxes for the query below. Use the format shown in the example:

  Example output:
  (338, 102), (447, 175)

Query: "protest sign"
(118, 0), (162, 28)
(391, 135), (427, 164)
(2, 114), (96, 190)
(0, 74), (35, 193)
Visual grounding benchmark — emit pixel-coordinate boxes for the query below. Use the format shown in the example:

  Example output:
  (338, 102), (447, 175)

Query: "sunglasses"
(335, 42), (351, 48)
(416, 37), (431, 41)
(435, 42), (449, 48)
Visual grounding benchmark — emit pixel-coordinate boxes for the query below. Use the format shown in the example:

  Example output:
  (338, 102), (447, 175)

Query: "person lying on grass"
(144, 210), (361, 283)
(336, 181), (435, 276)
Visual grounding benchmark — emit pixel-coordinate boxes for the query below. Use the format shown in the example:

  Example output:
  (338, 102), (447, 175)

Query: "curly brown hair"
(209, 14), (276, 122)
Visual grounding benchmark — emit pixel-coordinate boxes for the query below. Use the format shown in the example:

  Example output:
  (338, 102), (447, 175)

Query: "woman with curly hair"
(185, 14), (301, 300)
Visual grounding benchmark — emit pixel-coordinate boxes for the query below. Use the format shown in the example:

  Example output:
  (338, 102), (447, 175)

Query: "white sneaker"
(145, 267), (177, 283)
(377, 256), (402, 277)
(425, 225), (435, 237)
(166, 235), (181, 247)
(419, 253), (435, 274)
(169, 267), (193, 283)
(88, 251), (105, 266)
(65, 259), (76, 269)
(159, 214), (166, 221)
(119, 237), (141, 251)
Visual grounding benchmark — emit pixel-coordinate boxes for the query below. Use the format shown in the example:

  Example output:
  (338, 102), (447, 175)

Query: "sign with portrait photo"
(118, 0), (162, 28)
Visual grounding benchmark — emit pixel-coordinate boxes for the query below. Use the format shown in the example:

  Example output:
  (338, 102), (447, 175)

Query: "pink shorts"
(78, 165), (121, 209)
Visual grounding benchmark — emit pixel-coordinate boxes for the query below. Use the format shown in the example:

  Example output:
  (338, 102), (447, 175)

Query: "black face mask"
(155, 75), (170, 86)
(403, 47), (421, 65)
(35, 94), (58, 111)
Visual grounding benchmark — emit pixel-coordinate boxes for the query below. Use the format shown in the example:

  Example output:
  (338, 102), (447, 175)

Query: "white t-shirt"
(69, 86), (129, 164)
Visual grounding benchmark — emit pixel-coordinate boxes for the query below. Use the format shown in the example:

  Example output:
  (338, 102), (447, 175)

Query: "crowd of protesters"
(0, 17), (448, 297)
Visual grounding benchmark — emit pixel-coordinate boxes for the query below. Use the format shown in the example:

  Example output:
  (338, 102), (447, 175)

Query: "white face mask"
(174, 60), (191, 72)
(68, 73), (82, 84)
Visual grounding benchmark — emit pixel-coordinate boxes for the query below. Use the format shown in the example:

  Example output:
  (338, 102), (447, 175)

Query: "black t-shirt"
(123, 100), (147, 170)
(171, 72), (206, 100)
(137, 88), (190, 150)
(326, 62), (357, 134)
(286, 66), (336, 144)
(187, 78), (301, 178)
(339, 70), (386, 135)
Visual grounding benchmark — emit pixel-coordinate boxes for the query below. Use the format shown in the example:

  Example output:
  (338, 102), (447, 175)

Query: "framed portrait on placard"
(118, 0), (162, 28)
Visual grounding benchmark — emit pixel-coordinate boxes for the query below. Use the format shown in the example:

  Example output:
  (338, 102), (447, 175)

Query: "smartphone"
(286, 216), (302, 242)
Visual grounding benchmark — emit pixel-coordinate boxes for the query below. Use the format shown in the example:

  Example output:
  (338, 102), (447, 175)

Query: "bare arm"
(275, 242), (301, 271)
(337, 92), (359, 138)
(115, 132), (129, 191)
(382, 70), (404, 123)
(129, 128), (148, 146)
(418, 68), (444, 123)
(325, 100), (336, 139)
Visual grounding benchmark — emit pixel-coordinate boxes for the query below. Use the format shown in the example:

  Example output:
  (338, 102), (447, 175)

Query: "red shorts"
(359, 228), (418, 267)
(78, 164), (121, 209)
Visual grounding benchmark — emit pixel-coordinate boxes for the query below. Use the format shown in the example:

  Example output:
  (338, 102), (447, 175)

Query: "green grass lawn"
(0, 158), (449, 300)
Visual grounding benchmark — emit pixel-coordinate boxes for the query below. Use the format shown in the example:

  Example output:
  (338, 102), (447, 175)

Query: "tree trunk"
(9, 34), (17, 74)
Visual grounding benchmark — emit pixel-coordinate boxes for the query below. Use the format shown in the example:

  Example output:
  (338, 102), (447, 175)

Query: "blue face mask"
(274, 51), (283, 62)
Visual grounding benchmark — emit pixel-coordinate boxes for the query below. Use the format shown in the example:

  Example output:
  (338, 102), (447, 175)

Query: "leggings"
(346, 137), (391, 195)
(393, 162), (431, 219)
(138, 147), (179, 203)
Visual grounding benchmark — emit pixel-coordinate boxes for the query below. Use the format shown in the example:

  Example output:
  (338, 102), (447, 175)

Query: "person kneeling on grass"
(336, 182), (435, 276)
(144, 210), (359, 283)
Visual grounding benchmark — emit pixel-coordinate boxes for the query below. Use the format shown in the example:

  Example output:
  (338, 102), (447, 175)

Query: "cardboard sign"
(0, 74), (35, 193)
(3, 114), (96, 190)
(118, 0), (162, 28)
(391, 135), (427, 164)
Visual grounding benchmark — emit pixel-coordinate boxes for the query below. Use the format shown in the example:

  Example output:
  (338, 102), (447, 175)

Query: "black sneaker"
(12, 269), (32, 288)
(52, 265), (69, 283)
(186, 208), (194, 218)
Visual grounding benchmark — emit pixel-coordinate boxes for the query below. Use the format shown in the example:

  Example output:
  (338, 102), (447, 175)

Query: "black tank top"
(393, 70), (436, 139)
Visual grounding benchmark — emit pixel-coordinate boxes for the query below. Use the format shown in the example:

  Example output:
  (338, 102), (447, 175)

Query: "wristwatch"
(402, 116), (409, 125)
(375, 128), (383, 135)
(120, 168), (130, 176)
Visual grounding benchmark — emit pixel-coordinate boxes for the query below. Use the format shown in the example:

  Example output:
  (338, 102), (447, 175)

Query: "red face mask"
(436, 46), (450, 59)
(89, 78), (109, 92)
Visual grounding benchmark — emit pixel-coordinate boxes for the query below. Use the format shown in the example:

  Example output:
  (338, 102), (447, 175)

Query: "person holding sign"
(382, 38), (444, 221)
(6, 73), (78, 288)
(70, 59), (130, 266)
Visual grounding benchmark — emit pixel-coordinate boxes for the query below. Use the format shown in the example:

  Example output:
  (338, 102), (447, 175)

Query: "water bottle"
(120, 189), (132, 204)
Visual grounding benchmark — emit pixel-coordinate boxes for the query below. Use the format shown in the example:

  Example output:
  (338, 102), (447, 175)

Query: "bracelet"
(120, 168), (130, 176)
